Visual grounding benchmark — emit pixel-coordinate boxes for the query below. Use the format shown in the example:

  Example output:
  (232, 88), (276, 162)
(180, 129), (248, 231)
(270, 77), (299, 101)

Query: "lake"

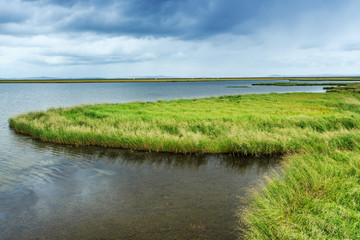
(0, 81), (328, 239)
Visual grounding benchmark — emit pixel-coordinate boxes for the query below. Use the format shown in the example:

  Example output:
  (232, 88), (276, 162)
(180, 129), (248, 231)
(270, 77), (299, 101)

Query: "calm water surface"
(0, 81), (328, 239)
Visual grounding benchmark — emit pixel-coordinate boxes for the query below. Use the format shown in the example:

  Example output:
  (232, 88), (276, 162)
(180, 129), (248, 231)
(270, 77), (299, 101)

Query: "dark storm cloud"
(0, 11), (27, 24)
(2, 0), (267, 39)
(2, 0), (360, 78)
(45, 0), (341, 38)
(2, 0), (346, 39)
(118, 0), (263, 38)
(0, 1), (30, 24)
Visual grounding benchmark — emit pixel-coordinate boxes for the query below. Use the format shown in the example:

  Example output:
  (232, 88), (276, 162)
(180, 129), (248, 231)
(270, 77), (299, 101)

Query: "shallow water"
(0, 81), (329, 239)
(1, 144), (279, 240)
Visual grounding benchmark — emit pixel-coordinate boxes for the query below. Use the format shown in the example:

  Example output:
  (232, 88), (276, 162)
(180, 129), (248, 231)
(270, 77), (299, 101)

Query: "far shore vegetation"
(252, 82), (348, 86)
(253, 82), (360, 94)
(1, 76), (360, 83)
(9, 83), (360, 239)
(325, 83), (360, 94)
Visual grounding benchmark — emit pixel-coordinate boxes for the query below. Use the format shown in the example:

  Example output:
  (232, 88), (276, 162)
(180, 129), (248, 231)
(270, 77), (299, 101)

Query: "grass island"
(9, 83), (360, 239)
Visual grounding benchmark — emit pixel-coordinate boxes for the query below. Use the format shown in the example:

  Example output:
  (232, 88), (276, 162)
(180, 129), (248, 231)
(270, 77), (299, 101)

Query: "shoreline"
(2, 76), (360, 83)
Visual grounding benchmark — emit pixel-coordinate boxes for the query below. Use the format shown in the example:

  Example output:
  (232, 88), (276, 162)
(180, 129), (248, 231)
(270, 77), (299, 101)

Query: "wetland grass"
(9, 92), (360, 155)
(325, 83), (360, 94)
(240, 84), (360, 239)
(242, 150), (360, 239)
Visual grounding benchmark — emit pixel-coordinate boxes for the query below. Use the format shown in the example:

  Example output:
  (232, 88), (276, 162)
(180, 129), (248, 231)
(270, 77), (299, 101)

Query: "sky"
(0, 0), (360, 78)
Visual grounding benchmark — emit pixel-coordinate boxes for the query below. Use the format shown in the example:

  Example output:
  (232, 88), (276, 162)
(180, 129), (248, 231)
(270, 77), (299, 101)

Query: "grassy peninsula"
(9, 85), (360, 239)
(9, 92), (360, 155)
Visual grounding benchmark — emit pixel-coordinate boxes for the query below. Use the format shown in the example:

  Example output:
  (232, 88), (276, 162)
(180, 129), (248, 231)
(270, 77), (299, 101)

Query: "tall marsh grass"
(242, 150), (360, 239)
(9, 92), (360, 155)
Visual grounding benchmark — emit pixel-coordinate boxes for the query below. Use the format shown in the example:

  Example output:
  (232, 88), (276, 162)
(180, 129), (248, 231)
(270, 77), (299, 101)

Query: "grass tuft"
(242, 150), (360, 239)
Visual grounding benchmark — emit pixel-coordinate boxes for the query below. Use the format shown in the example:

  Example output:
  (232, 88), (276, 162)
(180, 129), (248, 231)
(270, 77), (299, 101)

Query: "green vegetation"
(253, 82), (360, 94)
(9, 92), (360, 155)
(242, 150), (360, 239)
(240, 83), (360, 239)
(9, 84), (360, 239)
(253, 82), (347, 86)
(287, 77), (360, 81)
(325, 83), (360, 94)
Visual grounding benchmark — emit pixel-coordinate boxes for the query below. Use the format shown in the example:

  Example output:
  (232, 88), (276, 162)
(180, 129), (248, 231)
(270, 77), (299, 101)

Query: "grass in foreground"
(9, 92), (360, 155)
(242, 150), (360, 239)
(241, 84), (360, 239)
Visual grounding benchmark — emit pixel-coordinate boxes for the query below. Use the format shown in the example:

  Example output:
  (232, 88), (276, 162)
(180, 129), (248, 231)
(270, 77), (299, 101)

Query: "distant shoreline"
(1, 76), (360, 83)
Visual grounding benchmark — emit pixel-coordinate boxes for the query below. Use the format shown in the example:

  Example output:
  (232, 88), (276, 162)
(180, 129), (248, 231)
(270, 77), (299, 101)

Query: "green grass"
(9, 92), (360, 155)
(325, 83), (360, 94)
(242, 150), (360, 239)
(239, 83), (360, 239)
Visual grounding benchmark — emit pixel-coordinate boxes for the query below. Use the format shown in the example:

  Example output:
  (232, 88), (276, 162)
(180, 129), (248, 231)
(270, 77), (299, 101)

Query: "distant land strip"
(1, 76), (360, 83)
(252, 82), (348, 86)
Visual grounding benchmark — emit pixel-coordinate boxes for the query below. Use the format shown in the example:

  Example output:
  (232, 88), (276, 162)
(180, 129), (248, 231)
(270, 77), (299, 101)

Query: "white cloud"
(1, 0), (360, 78)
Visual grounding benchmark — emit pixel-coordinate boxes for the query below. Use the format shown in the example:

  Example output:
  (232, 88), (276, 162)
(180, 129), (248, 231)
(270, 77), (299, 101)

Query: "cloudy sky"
(1, 0), (360, 78)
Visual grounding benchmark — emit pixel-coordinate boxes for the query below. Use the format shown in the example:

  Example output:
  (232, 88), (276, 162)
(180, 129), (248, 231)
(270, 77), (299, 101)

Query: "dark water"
(0, 81), (328, 239)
